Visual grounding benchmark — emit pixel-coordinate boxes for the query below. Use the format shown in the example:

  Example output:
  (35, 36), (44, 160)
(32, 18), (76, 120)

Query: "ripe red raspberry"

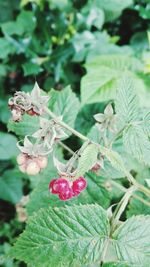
(59, 188), (73, 201)
(53, 178), (69, 193)
(49, 179), (58, 194)
(72, 177), (87, 193)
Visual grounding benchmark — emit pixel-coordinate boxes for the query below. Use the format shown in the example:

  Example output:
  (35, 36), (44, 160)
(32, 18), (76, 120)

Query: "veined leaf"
(143, 112), (150, 137)
(81, 65), (117, 104)
(112, 215), (150, 266)
(8, 114), (39, 136)
(103, 262), (136, 267)
(75, 143), (99, 177)
(53, 86), (80, 128)
(10, 204), (110, 267)
(123, 124), (150, 166)
(115, 75), (139, 128)
(99, 146), (127, 176)
(81, 55), (144, 105)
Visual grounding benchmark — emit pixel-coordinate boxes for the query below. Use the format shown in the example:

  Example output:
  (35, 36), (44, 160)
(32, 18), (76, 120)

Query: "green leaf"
(0, 38), (16, 59)
(115, 75), (139, 128)
(143, 112), (150, 137)
(81, 65), (117, 105)
(27, 170), (110, 215)
(0, 132), (18, 160)
(81, 55), (142, 105)
(75, 143), (99, 177)
(123, 124), (150, 165)
(10, 204), (110, 267)
(0, 169), (23, 204)
(103, 262), (133, 267)
(87, 125), (102, 143)
(8, 114), (40, 136)
(100, 146), (126, 176)
(16, 10), (36, 33)
(22, 62), (43, 76)
(112, 216), (150, 266)
(1, 21), (23, 36)
(95, 0), (133, 21)
(53, 86), (80, 127)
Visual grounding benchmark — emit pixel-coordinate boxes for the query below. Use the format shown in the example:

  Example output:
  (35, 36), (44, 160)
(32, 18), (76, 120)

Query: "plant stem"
(44, 107), (88, 142)
(44, 107), (150, 198)
(58, 140), (74, 155)
(111, 185), (136, 233)
(111, 180), (150, 208)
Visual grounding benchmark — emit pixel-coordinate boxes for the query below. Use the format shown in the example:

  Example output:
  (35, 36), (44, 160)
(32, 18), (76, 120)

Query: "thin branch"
(44, 107), (150, 198)
(111, 185), (136, 233)
(111, 180), (150, 208)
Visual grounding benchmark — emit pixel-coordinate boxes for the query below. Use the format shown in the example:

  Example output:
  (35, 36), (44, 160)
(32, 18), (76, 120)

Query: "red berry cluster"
(49, 177), (87, 201)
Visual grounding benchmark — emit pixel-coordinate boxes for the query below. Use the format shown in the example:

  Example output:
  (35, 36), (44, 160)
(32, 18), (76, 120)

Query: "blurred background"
(0, 0), (150, 266)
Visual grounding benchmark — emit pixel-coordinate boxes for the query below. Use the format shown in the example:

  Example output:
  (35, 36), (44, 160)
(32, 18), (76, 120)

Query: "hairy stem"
(111, 186), (136, 233)
(111, 180), (150, 207)
(44, 107), (150, 198)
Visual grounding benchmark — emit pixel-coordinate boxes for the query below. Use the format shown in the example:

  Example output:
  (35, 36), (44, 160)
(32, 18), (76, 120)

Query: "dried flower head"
(17, 136), (52, 157)
(33, 118), (67, 149)
(30, 82), (50, 115)
(94, 103), (117, 132)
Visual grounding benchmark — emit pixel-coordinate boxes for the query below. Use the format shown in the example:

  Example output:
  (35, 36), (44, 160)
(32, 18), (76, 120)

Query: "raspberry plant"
(7, 74), (150, 267)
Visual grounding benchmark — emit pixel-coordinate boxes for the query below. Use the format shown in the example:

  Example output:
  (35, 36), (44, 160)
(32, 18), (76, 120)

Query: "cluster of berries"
(17, 153), (48, 175)
(49, 177), (87, 201)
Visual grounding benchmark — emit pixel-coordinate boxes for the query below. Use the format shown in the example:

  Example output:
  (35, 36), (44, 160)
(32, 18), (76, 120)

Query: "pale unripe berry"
(37, 156), (48, 169)
(17, 153), (27, 165)
(26, 161), (40, 175)
(19, 163), (27, 173)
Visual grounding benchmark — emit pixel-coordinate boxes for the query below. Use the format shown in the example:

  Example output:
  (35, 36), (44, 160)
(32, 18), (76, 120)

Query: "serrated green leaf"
(123, 124), (150, 166)
(100, 146), (126, 176)
(0, 169), (23, 204)
(81, 65), (117, 105)
(112, 216), (150, 266)
(0, 132), (18, 160)
(115, 75), (139, 128)
(143, 112), (150, 137)
(103, 262), (133, 267)
(8, 114), (39, 136)
(81, 55), (142, 105)
(75, 143), (99, 177)
(53, 86), (80, 128)
(10, 204), (110, 267)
